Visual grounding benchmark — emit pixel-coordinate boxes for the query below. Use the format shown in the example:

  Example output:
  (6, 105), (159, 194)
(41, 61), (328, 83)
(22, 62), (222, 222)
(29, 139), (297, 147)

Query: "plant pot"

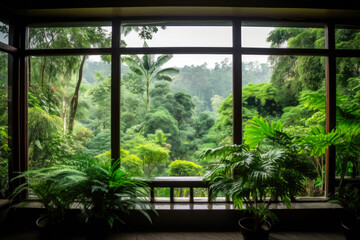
(36, 216), (48, 228)
(36, 215), (71, 239)
(36, 216), (64, 239)
(341, 221), (360, 240)
(85, 218), (112, 239)
(238, 217), (271, 240)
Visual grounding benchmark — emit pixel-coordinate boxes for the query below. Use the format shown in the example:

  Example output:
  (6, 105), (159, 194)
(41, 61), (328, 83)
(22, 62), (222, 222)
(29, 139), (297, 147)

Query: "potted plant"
(330, 184), (360, 240)
(11, 154), (155, 236)
(10, 166), (86, 228)
(66, 155), (155, 234)
(201, 144), (313, 240)
(200, 117), (315, 240)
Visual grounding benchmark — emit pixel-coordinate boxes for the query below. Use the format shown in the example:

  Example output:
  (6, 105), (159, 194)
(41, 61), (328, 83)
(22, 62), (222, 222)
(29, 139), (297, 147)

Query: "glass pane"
(336, 57), (360, 182)
(121, 22), (232, 47)
(121, 54), (232, 178)
(0, 51), (9, 198)
(335, 25), (360, 49)
(174, 188), (190, 202)
(155, 187), (170, 202)
(243, 54), (326, 197)
(28, 24), (111, 49)
(28, 55), (111, 170)
(194, 188), (208, 202)
(242, 22), (325, 49)
(0, 21), (9, 45)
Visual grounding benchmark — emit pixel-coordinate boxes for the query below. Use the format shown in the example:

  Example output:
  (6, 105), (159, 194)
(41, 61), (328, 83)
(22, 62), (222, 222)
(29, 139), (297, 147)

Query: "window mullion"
(325, 23), (336, 197)
(111, 19), (121, 164)
(232, 20), (242, 144)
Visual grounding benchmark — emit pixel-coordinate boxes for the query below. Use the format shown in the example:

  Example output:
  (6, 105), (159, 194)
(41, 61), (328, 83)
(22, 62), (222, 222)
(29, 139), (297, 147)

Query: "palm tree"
(122, 42), (179, 112)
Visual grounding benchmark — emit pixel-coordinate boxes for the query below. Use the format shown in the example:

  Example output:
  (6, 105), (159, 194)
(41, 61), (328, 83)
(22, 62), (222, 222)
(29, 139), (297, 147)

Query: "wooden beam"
(241, 47), (328, 56)
(325, 23), (336, 197)
(25, 48), (112, 56)
(0, 42), (17, 54)
(8, 22), (28, 202)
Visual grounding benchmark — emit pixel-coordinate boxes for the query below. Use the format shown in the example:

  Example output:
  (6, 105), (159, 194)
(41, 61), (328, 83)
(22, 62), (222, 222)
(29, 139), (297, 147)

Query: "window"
(28, 55), (111, 170)
(0, 21), (9, 45)
(336, 57), (360, 182)
(119, 21), (233, 182)
(1, 18), (354, 200)
(0, 51), (9, 198)
(28, 24), (111, 49)
(121, 22), (232, 47)
(335, 25), (360, 50)
(121, 54), (232, 177)
(242, 22), (325, 49)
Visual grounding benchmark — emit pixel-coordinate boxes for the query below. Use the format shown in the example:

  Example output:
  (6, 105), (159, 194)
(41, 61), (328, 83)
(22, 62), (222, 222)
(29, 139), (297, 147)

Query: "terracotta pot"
(238, 217), (271, 240)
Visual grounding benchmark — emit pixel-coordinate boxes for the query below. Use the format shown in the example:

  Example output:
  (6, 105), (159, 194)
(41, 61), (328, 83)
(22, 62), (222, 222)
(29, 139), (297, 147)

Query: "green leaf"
(35, 139), (42, 149)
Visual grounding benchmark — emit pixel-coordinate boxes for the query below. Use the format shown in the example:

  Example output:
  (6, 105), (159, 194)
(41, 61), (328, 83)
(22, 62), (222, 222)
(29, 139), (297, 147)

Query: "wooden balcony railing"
(147, 176), (210, 203)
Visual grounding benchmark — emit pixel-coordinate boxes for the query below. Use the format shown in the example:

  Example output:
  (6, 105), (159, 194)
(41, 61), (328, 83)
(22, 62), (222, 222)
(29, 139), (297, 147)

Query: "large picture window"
(3, 19), (354, 200)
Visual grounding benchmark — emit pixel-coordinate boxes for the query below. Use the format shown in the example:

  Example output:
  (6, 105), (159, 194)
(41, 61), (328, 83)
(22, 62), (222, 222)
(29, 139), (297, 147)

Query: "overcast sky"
(121, 26), (274, 68)
(1, 24), (274, 68)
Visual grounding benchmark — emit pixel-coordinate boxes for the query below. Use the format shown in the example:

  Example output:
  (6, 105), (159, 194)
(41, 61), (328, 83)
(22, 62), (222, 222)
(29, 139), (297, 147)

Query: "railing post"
(190, 187), (194, 203)
(170, 187), (174, 203)
(150, 186), (155, 203)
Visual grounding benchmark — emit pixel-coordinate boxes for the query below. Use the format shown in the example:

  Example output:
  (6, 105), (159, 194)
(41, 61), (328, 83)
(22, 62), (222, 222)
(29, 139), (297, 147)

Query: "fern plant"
(66, 155), (154, 228)
(244, 117), (316, 199)
(11, 166), (86, 225)
(11, 154), (155, 228)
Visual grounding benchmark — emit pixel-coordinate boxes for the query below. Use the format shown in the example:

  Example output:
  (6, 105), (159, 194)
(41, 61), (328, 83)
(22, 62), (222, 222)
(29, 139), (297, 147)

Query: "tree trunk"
(146, 78), (150, 113)
(61, 59), (67, 134)
(28, 57), (31, 87)
(41, 57), (47, 88)
(68, 55), (86, 133)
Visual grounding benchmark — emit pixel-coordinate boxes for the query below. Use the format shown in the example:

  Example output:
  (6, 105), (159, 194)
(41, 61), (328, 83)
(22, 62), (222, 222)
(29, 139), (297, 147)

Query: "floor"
(109, 232), (346, 240)
(0, 231), (346, 240)
(0, 201), (345, 239)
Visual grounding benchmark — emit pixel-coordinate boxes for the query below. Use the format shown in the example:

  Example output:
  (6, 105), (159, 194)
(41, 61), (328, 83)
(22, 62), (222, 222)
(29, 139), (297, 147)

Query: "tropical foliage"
(200, 141), (313, 230)
(11, 155), (153, 228)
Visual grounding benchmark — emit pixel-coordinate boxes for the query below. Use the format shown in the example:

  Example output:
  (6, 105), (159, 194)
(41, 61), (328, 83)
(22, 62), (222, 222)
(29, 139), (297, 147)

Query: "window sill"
(12, 199), (341, 211)
(0, 199), (10, 210)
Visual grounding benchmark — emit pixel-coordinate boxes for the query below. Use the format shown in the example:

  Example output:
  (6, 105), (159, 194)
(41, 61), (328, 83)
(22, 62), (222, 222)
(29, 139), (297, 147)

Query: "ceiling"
(1, 1), (360, 22)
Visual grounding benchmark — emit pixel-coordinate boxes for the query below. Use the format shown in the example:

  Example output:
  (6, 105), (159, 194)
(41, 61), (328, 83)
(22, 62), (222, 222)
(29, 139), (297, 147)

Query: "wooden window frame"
(3, 16), (360, 201)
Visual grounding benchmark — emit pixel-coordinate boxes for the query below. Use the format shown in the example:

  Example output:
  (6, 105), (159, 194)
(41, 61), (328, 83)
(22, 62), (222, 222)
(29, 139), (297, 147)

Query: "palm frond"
(244, 116), (284, 148)
(155, 68), (180, 75)
(152, 54), (174, 71)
